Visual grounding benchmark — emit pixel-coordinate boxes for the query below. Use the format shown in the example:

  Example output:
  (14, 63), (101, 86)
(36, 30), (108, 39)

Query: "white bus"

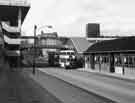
(59, 50), (77, 69)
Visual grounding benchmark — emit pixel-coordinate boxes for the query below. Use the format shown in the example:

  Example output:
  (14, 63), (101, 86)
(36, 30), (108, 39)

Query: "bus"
(48, 52), (59, 66)
(59, 50), (77, 69)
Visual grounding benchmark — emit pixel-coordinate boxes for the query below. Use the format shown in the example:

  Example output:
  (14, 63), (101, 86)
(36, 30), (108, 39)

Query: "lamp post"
(37, 25), (53, 34)
(33, 25), (37, 75)
(32, 24), (52, 75)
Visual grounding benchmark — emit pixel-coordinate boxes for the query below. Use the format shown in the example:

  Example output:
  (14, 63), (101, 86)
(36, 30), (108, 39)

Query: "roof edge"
(0, 0), (30, 7)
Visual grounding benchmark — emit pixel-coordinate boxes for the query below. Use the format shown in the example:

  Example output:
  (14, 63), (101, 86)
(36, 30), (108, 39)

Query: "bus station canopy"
(85, 36), (135, 53)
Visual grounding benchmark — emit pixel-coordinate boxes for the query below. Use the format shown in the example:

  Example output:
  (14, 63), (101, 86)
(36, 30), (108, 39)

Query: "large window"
(114, 55), (135, 67)
(114, 55), (122, 66)
(94, 55), (109, 64)
(102, 56), (109, 63)
(94, 55), (100, 63)
(123, 56), (135, 67)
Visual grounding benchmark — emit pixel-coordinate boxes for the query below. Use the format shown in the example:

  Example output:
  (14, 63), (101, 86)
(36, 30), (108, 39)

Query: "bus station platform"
(78, 68), (135, 80)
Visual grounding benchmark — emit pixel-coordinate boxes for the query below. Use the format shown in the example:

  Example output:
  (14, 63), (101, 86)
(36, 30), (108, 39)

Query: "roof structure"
(70, 37), (92, 53)
(0, 0), (30, 24)
(0, 0), (30, 6)
(86, 36), (135, 53)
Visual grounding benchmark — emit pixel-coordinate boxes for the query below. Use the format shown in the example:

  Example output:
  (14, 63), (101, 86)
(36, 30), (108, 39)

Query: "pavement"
(37, 67), (135, 103)
(78, 68), (135, 81)
(0, 66), (62, 103)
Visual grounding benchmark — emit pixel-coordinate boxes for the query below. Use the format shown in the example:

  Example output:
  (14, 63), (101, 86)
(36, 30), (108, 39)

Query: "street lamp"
(37, 25), (53, 34)
(32, 24), (53, 75)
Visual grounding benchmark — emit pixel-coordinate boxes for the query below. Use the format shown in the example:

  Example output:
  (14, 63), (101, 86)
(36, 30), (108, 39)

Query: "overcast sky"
(22, 0), (135, 37)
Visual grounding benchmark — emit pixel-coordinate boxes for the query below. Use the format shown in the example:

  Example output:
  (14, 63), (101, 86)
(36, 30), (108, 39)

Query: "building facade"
(84, 37), (135, 77)
(0, 0), (30, 67)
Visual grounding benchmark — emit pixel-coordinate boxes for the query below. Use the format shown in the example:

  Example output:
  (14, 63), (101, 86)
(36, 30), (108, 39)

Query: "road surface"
(38, 67), (135, 103)
(0, 67), (116, 103)
(24, 68), (116, 103)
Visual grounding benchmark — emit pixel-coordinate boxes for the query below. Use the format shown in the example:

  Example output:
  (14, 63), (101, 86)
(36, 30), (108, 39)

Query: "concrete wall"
(114, 66), (135, 77)
(85, 62), (91, 69)
(124, 67), (135, 77)
(101, 63), (110, 72)
(94, 63), (110, 73)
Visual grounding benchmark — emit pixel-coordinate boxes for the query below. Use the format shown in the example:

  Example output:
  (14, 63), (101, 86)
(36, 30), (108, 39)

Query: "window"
(133, 57), (135, 66)
(102, 56), (109, 63)
(94, 56), (100, 63)
(128, 56), (133, 65)
(114, 55), (122, 66)
(95, 55), (109, 64)
(123, 55), (135, 67)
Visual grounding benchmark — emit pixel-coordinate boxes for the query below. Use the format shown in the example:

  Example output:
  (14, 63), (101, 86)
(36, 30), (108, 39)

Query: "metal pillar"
(18, 8), (22, 32)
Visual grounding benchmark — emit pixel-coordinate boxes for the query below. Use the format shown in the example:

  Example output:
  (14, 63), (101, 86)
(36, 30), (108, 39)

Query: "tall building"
(86, 23), (100, 38)
(37, 32), (62, 53)
(36, 31), (63, 66)
(86, 23), (117, 43)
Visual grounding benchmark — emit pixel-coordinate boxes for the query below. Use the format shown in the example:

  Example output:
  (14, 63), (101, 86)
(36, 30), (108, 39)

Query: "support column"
(90, 54), (95, 69)
(110, 53), (115, 73)
(120, 53), (125, 75)
(18, 8), (22, 32)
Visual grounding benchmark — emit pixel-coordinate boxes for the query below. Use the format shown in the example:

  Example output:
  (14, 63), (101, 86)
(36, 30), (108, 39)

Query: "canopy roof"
(86, 36), (135, 53)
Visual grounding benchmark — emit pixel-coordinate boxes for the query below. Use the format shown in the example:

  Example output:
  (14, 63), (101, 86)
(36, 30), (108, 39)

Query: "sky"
(22, 0), (135, 37)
